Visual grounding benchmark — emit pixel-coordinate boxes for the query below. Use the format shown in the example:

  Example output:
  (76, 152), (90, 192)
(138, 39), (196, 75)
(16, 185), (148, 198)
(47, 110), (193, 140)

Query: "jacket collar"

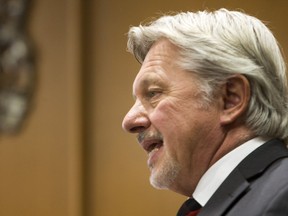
(198, 139), (288, 216)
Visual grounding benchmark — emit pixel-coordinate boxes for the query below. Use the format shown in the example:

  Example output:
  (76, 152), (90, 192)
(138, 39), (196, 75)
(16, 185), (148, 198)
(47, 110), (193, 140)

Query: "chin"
(149, 158), (181, 190)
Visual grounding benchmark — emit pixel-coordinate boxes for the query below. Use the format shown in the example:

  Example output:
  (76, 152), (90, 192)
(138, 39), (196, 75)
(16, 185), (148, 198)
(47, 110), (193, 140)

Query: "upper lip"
(139, 139), (163, 153)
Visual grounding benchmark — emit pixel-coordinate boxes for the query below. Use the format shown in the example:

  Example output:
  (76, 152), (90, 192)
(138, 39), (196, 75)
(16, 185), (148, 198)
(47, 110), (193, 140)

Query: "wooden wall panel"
(0, 0), (82, 215)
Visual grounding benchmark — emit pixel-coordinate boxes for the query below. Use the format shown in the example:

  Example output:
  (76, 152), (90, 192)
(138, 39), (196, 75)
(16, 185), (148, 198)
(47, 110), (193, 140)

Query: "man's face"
(122, 39), (224, 196)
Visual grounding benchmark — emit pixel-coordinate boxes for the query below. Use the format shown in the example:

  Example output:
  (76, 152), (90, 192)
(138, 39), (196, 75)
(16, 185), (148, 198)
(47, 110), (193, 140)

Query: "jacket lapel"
(198, 139), (288, 216)
(198, 168), (249, 216)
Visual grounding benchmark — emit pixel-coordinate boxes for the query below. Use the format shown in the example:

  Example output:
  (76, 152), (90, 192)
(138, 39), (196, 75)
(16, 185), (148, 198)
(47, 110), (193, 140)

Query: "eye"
(146, 88), (162, 98)
(147, 90), (158, 98)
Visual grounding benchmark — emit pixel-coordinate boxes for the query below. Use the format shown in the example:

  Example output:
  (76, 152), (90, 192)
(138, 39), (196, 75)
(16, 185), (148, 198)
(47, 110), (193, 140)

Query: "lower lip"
(147, 145), (163, 168)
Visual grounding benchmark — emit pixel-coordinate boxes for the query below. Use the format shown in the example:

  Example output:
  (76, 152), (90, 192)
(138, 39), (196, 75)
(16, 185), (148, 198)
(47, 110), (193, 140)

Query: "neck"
(209, 125), (255, 167)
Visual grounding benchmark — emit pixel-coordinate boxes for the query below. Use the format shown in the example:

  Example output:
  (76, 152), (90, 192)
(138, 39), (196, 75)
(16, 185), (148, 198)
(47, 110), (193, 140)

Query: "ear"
(220, 75), (250, 126)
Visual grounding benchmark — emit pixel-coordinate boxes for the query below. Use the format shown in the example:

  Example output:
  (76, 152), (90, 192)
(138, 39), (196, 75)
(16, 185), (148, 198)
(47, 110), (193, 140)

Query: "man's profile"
(122, 9), (288, 215)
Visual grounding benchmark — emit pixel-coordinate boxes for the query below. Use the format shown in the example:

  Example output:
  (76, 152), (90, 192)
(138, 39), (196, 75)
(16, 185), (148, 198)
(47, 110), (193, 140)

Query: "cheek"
(152, 99), (198, 130)
(150, 103), (200, 166)
(149, 101), (195, 149)
(150, 100), (221, 148)
(150, 101), (183, 131)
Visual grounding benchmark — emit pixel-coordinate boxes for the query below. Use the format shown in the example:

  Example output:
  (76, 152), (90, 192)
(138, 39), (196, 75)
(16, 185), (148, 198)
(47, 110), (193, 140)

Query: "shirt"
(193, 136), (271, 206)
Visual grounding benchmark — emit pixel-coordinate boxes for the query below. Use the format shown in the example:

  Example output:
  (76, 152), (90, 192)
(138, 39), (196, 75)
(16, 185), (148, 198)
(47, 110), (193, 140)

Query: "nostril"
(129, 126), (146, 133)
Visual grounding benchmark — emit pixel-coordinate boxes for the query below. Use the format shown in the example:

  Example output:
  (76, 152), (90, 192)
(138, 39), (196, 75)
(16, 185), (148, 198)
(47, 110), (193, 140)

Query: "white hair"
(127, 9), (288, 142)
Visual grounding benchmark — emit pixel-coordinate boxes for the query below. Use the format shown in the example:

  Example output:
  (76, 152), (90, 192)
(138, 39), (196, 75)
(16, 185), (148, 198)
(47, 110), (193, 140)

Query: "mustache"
(137, 131), (163, 144)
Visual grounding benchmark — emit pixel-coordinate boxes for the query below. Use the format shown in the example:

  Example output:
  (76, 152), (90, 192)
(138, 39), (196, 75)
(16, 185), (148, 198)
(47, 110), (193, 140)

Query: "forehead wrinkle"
(133, 66), (165, 96)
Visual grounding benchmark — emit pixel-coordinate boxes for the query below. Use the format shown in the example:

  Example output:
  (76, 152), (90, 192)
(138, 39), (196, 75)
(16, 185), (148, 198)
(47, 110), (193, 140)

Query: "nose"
(122, 101), (150, 133)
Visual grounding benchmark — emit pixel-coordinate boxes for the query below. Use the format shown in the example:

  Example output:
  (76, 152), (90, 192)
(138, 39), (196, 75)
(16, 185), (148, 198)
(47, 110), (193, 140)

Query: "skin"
(122, 38), (253, 196)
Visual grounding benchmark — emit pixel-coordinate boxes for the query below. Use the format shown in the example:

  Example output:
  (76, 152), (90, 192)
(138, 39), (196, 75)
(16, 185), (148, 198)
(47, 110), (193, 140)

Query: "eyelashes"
(145, 88), (163, 99)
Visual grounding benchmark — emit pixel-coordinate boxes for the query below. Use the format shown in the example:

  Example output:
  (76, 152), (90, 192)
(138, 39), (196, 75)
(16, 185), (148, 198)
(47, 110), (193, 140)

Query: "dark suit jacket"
(198, 139), (288, 216)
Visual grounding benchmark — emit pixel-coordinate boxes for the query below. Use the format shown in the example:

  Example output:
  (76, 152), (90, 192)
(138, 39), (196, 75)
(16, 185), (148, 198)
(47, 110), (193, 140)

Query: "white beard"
(149, 154), (181, 190)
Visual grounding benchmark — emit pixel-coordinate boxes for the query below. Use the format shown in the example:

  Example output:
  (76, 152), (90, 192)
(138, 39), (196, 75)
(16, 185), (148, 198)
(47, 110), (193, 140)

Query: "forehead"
(142, 39), (180, 67)
(133, 39), (180, 88)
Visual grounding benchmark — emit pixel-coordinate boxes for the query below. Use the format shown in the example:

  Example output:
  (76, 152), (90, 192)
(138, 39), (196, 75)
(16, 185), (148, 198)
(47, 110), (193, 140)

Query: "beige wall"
(0, 0), (287, 216)
(0, 0), (82, 216)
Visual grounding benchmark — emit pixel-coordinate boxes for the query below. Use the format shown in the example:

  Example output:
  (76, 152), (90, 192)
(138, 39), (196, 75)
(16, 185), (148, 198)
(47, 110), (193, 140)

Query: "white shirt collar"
(193, 136), (271, 206)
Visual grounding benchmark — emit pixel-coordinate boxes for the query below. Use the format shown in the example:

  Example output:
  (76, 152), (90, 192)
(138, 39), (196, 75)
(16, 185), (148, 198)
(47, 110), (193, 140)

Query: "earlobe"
(220, 75), (250, 125)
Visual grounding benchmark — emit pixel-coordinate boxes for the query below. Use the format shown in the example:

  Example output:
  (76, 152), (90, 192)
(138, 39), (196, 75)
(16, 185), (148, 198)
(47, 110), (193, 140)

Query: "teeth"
(152, 147), (160, 152)
(148, 143), (162, 153)
(148, 147), (159, 158)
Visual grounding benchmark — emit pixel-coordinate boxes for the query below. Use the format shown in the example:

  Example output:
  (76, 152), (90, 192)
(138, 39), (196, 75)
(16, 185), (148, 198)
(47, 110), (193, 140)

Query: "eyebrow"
(132, 75), (163, 100)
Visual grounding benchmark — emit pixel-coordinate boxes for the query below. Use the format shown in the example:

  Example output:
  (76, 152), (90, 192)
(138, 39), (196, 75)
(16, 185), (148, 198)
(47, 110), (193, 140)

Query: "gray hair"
(127, 8), (288, 142)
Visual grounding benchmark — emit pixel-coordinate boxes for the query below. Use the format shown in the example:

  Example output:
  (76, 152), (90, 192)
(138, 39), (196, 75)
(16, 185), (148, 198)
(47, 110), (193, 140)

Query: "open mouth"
(146, 140), (164, 168)
(137, 132), (164, 155)
(147, 141), (163, 153)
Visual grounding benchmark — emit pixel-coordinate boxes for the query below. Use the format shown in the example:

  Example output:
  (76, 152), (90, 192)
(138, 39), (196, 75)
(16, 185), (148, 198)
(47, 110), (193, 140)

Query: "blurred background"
(0, 0), (287, 216)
